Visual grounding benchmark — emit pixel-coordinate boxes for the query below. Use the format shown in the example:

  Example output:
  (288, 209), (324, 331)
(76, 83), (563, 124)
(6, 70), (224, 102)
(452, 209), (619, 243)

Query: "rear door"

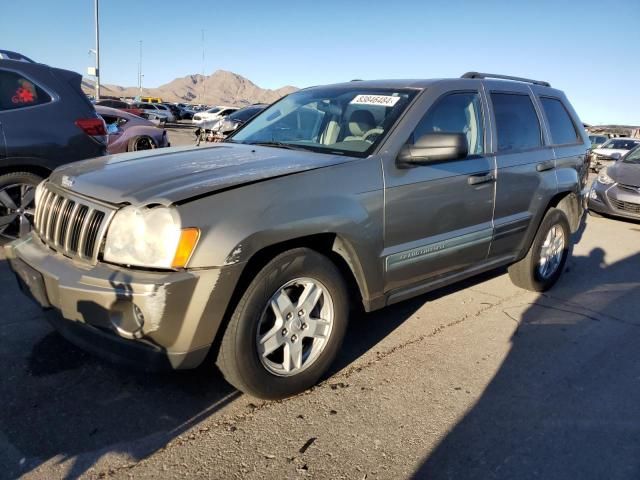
(486, 81), (558, 260)
(382, 82), (497, 293)
(535, 91), (589, 197)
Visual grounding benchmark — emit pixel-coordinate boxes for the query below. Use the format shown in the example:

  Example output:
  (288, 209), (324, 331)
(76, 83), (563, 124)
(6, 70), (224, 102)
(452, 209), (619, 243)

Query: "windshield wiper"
(246, 141), (308, 151)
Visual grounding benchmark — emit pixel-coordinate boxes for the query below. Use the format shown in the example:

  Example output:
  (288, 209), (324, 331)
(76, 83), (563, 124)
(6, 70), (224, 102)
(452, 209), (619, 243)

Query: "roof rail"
(461, 72), (551, 88)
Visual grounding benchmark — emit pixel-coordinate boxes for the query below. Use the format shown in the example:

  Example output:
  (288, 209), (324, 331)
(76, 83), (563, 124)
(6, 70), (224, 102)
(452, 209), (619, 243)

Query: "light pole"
(201, 29), (205, 104)
(138, 40), (143, 94)
(94, 0), (100, 101)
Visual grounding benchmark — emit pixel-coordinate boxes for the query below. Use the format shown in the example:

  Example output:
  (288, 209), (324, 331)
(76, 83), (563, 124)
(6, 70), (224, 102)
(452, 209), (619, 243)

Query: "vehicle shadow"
(413, 248), (640, 480)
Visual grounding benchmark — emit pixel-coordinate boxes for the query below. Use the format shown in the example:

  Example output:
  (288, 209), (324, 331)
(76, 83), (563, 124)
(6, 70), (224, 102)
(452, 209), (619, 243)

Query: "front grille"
(608, 195), (640, 215)
(34, 183), (115, 263)
(618, 183), (640, 194)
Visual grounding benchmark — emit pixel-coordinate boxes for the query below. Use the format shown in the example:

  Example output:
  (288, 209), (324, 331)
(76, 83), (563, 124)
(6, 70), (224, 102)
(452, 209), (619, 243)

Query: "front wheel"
(217, 248), (349, 399)
(508, 208), (571, 292)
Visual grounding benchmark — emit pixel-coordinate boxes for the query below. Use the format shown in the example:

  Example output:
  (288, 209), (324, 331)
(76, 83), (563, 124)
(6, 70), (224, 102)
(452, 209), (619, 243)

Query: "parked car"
(590, 137), (640, 172)
(6, 72), (588, 399)
(0, 55), (107, 240)
(96, 106), (169, 153)
(192, 105), (238, 129)
(180, 107), (196, 120)
(153, 104), (176, 123)
(162, 103), (183, 120)
(588, 134), (609, 148)
(210, 104), (268, 141)
(95, 99), (144, 117)
(132, 102), (169, 124)
(588, 145), (640, 220)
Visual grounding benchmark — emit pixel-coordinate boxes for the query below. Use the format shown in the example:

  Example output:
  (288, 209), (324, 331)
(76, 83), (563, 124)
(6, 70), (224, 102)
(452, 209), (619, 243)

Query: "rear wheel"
(217, 248), (349, 399)
(508, 208), (571, 292)
(128, 136), (156, 151)
(0, 172), (43, 241)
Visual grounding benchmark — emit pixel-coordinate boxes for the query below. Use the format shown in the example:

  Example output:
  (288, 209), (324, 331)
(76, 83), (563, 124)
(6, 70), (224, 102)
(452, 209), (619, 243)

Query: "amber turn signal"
(172, 228), (200, 268)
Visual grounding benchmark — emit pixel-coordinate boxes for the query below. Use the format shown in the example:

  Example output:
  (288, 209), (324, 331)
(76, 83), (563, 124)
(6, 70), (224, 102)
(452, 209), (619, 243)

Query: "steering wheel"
(363, 128), (384, 143)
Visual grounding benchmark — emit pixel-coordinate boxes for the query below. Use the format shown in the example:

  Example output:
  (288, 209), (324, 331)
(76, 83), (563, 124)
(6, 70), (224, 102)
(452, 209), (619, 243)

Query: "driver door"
(382, 85), (496, 294)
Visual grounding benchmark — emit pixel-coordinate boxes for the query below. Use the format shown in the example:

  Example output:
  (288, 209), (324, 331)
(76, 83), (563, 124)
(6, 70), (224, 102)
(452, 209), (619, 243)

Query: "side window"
(540, 97), (580, 145)
(411, 92), (484, 155)
(491, 93), (542, 152)
(0, 70), (52, 111)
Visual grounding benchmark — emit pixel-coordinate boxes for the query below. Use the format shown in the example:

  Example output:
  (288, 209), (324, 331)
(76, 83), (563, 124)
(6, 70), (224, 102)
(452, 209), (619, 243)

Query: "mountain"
(82, 70), (297, 105)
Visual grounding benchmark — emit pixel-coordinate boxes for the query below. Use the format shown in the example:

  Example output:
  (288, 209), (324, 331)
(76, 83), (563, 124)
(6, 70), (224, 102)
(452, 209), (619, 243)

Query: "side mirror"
(397, 132), (468, 167)
(610, 152), (622, 160)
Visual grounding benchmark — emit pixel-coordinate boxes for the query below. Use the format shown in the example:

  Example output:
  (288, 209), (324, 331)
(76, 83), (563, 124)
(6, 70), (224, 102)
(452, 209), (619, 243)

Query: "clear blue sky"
(2, 0), (639, 125)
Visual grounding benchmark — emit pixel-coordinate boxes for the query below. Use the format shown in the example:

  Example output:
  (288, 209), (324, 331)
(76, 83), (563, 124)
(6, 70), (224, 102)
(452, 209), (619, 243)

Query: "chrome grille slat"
(76, 207), (93, 258)
(63, 203), (80, 253)
(58, 200), (76, 251)
(41, 191), (56, 239)
(47, 196), (64, 241)
(33, 183), (115, 264)
(52, 198), (69, 247)
(69, 206), (89, 254)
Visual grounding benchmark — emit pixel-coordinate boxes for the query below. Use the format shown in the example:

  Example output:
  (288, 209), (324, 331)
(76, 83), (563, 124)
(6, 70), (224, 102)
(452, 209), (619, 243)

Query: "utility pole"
(138, 40), (143, 94)
(201, 29), (205, 104)
(94, 0), (100, 101)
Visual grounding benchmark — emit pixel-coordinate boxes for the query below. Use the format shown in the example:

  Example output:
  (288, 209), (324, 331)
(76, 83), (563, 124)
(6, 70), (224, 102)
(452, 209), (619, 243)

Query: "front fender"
(178, 159), (385, 304)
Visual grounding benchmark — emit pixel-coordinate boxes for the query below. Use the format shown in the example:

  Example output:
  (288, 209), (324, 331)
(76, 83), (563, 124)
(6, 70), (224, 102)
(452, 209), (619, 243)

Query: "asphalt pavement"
(1, 176), (639, 479)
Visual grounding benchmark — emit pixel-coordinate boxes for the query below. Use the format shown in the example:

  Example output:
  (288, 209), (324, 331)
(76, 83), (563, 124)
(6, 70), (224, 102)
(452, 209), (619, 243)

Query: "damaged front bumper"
(5, 234), (242, 370)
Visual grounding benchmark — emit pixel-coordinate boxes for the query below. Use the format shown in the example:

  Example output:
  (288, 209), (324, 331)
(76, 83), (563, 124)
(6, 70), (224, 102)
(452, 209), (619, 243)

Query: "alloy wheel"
(538, 224), (565, 279)
(0, 183), (36, 240)
(256, 277), (334, 377)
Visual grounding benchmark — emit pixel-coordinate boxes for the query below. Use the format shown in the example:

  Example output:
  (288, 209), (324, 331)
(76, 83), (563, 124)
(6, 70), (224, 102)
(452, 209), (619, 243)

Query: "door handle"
(536, 161), (555, 172)
(468, 172), (495, 185)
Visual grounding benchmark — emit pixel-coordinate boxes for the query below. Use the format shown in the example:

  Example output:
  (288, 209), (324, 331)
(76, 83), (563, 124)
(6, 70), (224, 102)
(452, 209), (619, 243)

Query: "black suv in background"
(0, 54), (107, 239)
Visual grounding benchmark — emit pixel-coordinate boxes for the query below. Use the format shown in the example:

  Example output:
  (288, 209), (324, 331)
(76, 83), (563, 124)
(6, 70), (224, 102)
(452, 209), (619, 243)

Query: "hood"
(592, 148), (628, 157)
(49, 143), (351, 205)
(609, 161), (640, 187)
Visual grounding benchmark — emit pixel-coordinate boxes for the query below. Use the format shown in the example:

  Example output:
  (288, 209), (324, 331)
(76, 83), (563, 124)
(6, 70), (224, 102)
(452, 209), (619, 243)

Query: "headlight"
(597, 171), (615, 185)
(104, 206), (199, 269)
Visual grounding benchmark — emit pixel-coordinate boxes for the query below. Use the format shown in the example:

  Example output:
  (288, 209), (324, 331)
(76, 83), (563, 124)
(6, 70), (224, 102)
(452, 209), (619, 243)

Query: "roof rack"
(461, 72), (551, 88)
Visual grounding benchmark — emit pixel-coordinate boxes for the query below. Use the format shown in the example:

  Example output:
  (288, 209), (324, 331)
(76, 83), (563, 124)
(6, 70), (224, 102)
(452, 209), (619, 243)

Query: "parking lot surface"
(1, 184), (639, 479)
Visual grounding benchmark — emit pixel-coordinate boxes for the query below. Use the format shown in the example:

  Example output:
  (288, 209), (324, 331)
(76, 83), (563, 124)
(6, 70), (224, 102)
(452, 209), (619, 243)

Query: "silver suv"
(7, 72), (589, 399)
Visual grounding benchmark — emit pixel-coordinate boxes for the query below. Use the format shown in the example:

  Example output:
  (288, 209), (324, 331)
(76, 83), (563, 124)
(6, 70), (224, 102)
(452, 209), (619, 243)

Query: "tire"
(0, 171), (44, 240)
(127, 136), (156, 152)
(217, 248), (349, 399)
(508, 208), (571, 292)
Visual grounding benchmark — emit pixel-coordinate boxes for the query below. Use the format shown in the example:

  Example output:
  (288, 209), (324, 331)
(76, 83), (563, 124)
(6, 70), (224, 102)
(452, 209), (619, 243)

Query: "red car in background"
(95, 105), (170, 153)
(95, 99), (145, 117)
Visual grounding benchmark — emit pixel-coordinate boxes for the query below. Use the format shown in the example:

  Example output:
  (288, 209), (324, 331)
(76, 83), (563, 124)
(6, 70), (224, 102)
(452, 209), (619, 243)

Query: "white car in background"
(192, 106), (238, 129)
(592, 138), (640, 159)
(154, 104), (176, 123)
(590, 137), (640, 172)
(133, 103), (170, 125)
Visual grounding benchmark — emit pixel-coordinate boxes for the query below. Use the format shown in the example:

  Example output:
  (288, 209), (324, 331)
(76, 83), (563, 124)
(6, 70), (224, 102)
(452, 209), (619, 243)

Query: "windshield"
(601, 139), (640, 150)
(622, 146), (640, 164)
(206, 107), (222, 114)
(230, 87), (418, 157)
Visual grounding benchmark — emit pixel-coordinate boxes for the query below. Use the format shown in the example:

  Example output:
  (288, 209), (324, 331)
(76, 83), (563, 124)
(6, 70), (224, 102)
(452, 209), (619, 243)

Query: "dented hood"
(49, 143), (351, 205)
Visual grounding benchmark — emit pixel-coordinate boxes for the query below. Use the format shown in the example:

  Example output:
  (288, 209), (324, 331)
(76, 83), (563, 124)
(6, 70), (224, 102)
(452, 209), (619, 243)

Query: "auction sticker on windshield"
(350, 95), (400, 107)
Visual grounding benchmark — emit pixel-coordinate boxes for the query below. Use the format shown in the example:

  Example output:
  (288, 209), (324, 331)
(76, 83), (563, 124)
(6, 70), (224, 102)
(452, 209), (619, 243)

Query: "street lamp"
(93, 0), (100, 101)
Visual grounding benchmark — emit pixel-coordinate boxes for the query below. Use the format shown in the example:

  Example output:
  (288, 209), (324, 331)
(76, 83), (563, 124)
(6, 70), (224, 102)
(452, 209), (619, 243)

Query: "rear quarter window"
(540, 97), (580, 145)
(491, 93), (542, 152)
(0, 70), (52, 111)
